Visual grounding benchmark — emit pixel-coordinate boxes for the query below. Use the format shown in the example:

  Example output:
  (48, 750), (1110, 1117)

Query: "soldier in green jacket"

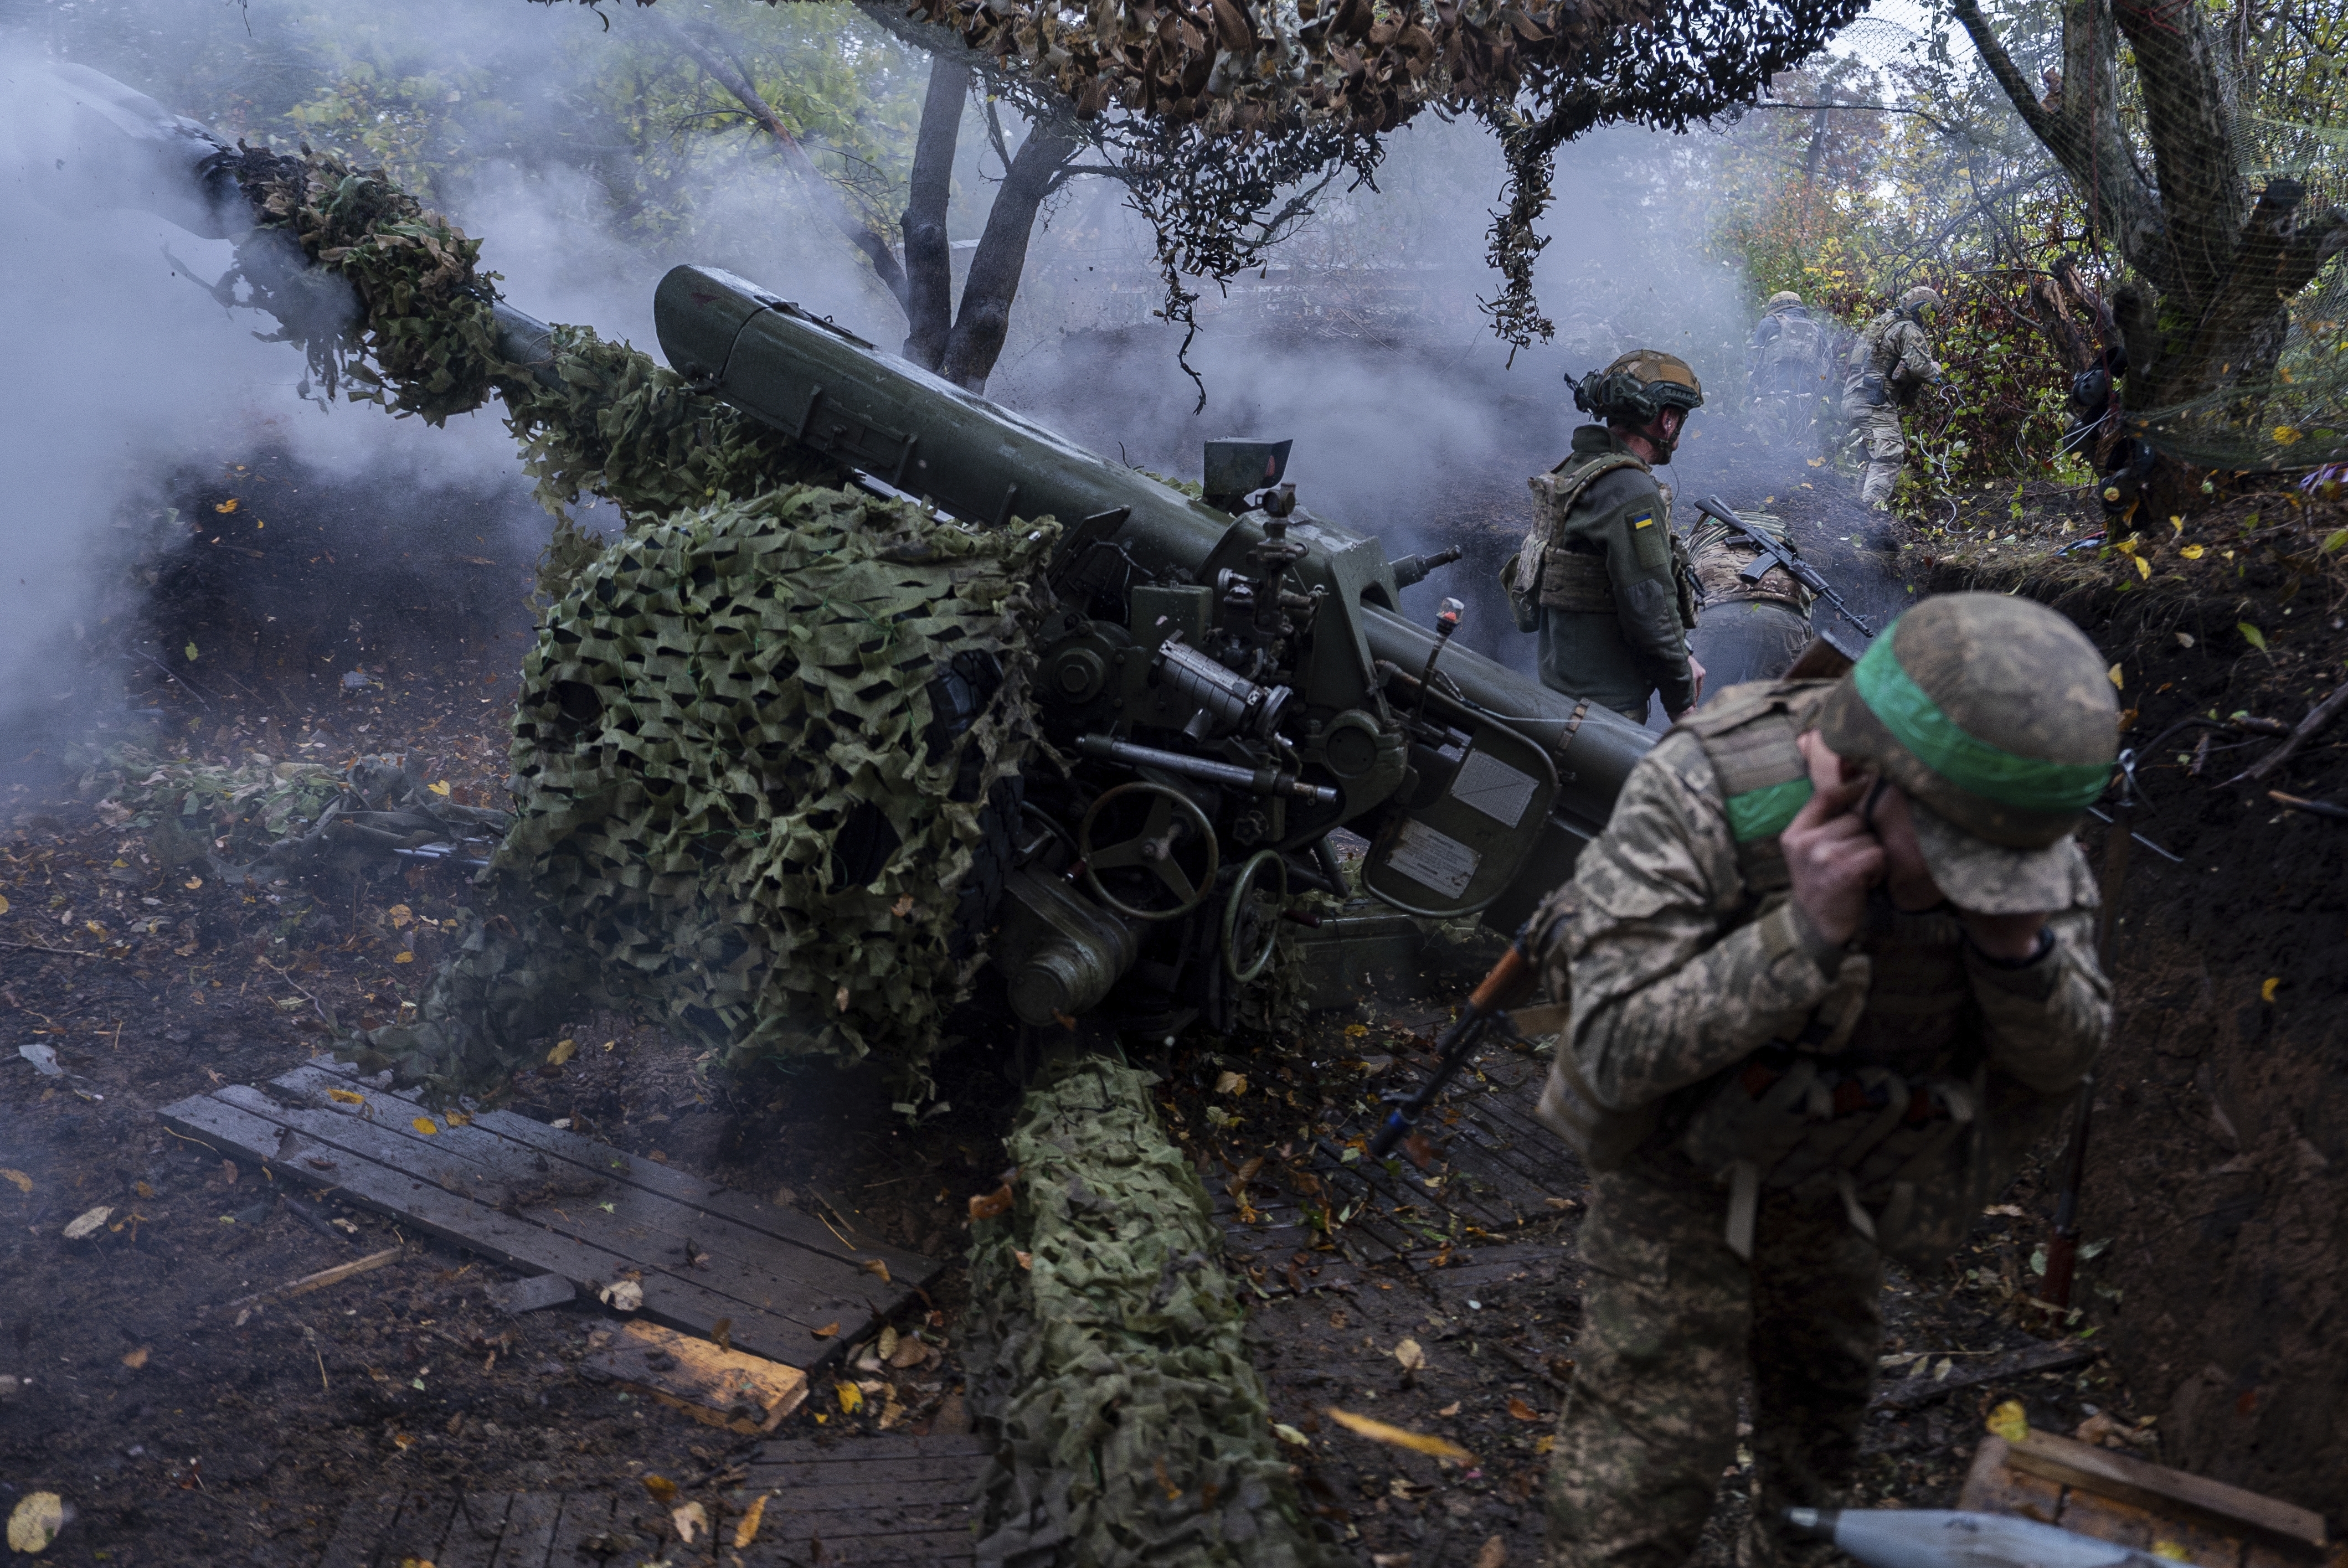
(1530, 593), (2117, 1568)
(1506, 350), (1708, 722)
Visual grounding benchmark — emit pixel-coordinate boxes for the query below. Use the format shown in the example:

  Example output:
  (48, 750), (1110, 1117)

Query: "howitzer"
(45, 56), (1658, 1041)
(630, 265), (1654, 1030)
(1692, 494), (1877, 639)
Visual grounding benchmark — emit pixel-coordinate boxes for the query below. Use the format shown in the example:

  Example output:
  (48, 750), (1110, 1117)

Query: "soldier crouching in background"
(1505, 350), (1709, 724)
(1683, 507), (1815, 696)
(1529, 594), (2116, 1568)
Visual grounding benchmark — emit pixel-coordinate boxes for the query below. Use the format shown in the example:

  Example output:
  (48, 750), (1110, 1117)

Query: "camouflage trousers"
(1847, 403), (1906, 509)
(1544, 1158), (1883, 1568)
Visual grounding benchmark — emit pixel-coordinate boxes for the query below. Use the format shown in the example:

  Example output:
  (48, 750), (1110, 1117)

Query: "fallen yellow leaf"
(2107, 664), (2124, 689)
(1535, 1433), (1556, 1454)
(2181, 544), (2205, 559)
(444, 1111), (470, 1127)
(388, 904), (413, 928)
(1214, 1070), (1248, 1096)
(213, 498), (239, 513)
(641, 1474), (677, 1504)
(968, 1184), (1015, 1220)
(393, 951), (414, 964)
(2152, 1543), (2191, 1561)
(2133, 555), (2151, 580)
(1393, 1337), (1427, 1371)
(811, 1322), (840, 1339)
(862, 1258), (892, 1285)
(1325, 1406), (1475, 1463)
(1507, 1396), (1539, 1421)
(836, 1381), (864, 1414)
(121, 1345), (149, 1369)
(63, 1205), (112, 1240)
(2261, 977), (2279, 1002)
(327, 1087), (365, 1105)
(428, 781), (451, 797)
(0, 1169), (30, 1194)
(183, 876), (203, 890)
(672, 1500), (708, 1545)
(412, 1117), (439, 1136)
(734, 1492), (771, 1548)
(0, 894), (8, 914)
(546, 1038), (577, 1065)
(7, 1493), (65, 1554)
(1986, 1399), (2030, 1443)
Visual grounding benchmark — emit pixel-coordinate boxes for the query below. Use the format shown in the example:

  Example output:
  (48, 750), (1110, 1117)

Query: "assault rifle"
(1692, 496), (1877, 639)
(1365, 922), (1540, 1159)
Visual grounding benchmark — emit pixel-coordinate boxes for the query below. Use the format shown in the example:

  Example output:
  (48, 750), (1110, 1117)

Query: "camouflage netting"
(208, 145), (1073, 1098)
(964, 1046), (1333, 1566)
(349, 486), (1056, 1100)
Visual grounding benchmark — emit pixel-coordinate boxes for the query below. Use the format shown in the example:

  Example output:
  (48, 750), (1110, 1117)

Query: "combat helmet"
(1814, 594), (2116, 912)
(1573, 349), (1704, 454)
(1765, 291), (1804, 313)
(1895, 286), (1945, 323)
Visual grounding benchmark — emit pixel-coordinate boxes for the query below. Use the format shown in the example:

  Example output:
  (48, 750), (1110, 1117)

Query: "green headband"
(1853, 630), (2112, 814)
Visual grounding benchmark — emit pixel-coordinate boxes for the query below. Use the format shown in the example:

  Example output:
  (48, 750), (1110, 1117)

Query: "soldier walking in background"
(1503, 350), (1709, 723)
(1745, 292), (1833, 448)
(1843, 286), (1946, 510)
(1683, 507), (1814, 694)
(1531, 594), (2117, 1568)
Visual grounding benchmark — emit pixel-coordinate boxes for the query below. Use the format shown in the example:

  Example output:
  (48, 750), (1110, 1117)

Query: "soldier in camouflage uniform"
(1530, 593), (2118, 1568)
(1745, 293), (1832, 448)
(1682, 509), (1814, 696)
(1843, 287), (1946, 510)
(1505, 350), (1707, 723)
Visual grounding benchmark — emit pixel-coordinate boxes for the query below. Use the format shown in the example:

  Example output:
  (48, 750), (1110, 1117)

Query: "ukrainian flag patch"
(1630, 508), (1656, 529)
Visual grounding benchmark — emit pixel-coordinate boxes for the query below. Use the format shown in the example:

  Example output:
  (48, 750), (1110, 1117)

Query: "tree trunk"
(1953, 0), (2345, 422)
(938, 121), (1080, 394)
(900, 56), (969, 371)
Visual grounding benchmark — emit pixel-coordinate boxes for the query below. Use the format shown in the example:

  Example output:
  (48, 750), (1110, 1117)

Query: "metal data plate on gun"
(1363, 722), (1558, 917)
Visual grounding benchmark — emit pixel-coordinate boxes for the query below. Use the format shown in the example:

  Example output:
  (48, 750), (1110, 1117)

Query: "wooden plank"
(545, 1492), (617, 1565)
(158, 1095), (822, 1370)
(318, 1494), (399, 1568)
(584, 1318), (809, 1432)
(191, 1085), (847, 1358)
(739, 1525), (976, 1566)
(748, 1455), (992, 1492)
(296, 1062), (928, 1279)
(379, 1494), (459, 1568)
(488, 1492), (562, 1568)
(1875, 1340), (2100, 1414)
(248, 1076), (885, 1332)
(1959, 1436), (2066, 1524)
(435, 1494), (516, 1568)
(2004, 1430), (2328, 1553)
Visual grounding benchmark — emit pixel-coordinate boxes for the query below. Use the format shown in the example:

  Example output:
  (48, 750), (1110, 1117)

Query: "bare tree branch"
(651, 12), (910, 310)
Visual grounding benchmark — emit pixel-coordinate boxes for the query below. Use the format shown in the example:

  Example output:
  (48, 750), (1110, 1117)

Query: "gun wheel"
(1078, 783), (1219, 923)
(1222, 849), (1289, 983)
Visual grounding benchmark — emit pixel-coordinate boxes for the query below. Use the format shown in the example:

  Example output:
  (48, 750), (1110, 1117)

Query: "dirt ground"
(1, 426), (2336, 1565)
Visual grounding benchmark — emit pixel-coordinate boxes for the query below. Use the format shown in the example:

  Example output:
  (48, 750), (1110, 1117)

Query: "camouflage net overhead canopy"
(353, 486), (1055, 1100)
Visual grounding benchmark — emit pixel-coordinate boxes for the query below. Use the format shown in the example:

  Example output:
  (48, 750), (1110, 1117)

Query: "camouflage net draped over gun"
(224, 147), (832, 515)
(350, 486), (1055, 1100)
(964, 1047), (1333, 1566)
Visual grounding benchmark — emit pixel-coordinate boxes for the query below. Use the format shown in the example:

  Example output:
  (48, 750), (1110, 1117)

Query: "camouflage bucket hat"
(1814, 594), (2117, 912)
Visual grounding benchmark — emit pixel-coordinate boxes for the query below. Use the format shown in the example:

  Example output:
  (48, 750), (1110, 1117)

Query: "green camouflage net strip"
(351, 486), (1056, 1101)
(226, 148), (831, 514)
(500, 323), (835, 529)
(963, 1046), (1333, 1566)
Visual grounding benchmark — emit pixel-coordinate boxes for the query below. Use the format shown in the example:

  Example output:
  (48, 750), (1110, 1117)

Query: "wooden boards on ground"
(159, 1062), (936, 1372)
(1963, 1431), (2335, 1568)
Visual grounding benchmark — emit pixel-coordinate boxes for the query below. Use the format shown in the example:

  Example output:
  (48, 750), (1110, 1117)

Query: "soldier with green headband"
(1528, 593), (2117, 1568)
